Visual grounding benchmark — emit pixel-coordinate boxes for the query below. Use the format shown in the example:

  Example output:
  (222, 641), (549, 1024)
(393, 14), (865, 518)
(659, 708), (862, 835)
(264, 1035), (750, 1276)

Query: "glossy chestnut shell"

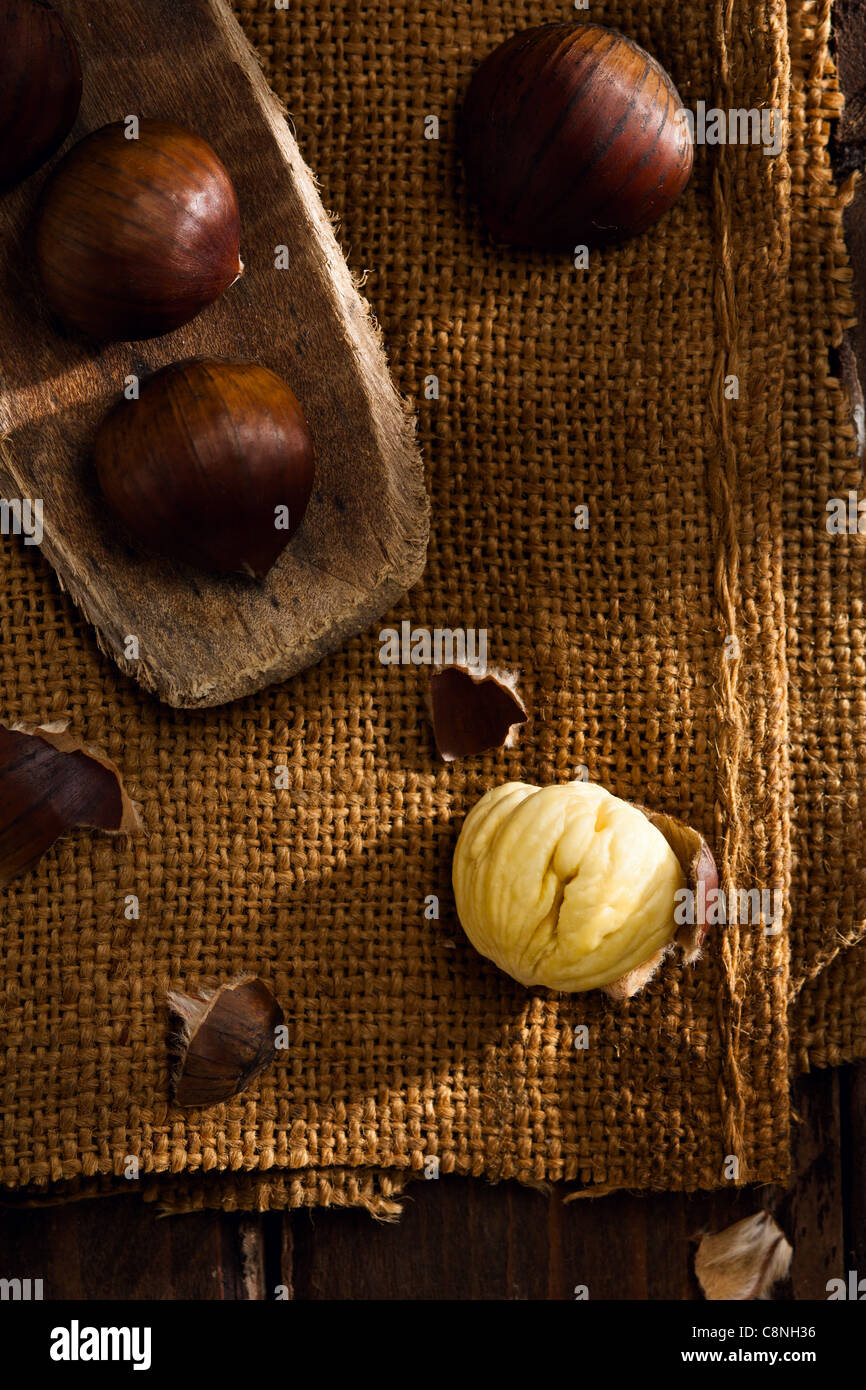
(0, 0), (82, 187)
(36, 119), (242, 341)
(94, 359), (315, 580)
(461, 22), (693, 250)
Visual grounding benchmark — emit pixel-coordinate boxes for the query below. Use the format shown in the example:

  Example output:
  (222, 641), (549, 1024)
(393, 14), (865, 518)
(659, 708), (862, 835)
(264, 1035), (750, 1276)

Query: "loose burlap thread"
(1, 0), (857, 1217)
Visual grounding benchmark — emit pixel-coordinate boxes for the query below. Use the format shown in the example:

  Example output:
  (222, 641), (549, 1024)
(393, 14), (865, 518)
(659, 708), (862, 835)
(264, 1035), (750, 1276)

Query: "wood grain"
(0, 1194), (256, 1298)
(0, 0), (428, 708)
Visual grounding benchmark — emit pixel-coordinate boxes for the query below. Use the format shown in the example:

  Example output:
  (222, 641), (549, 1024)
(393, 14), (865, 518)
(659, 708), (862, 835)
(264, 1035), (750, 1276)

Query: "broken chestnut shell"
(429, 664), (527, 760)
(0, 719), (141, 887)
(602, 807), (717, 1000)
(169, 976), (285, 1108)
(35, 119), (242, 341)
(461, 22), (693, 249)
(0, 0), (82, 187)
(695, 1212), (792, 1301)
(94, 358), (316, 579)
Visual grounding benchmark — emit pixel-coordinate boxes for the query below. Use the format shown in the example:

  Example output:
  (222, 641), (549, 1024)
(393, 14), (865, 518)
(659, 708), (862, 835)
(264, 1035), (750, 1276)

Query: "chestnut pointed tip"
(238, 559), (268, 583)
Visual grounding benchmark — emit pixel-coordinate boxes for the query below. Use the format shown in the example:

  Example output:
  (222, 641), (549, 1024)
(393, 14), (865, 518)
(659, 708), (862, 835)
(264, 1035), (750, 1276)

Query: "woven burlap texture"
(784, 0), (866, 1070)
(149, 0), (866, 1212)
(0, 0), (795, 1203)
(0, 1166), (409, 1219)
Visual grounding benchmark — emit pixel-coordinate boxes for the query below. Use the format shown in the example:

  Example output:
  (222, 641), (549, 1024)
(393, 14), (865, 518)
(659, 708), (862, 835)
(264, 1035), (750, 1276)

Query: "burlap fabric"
(0, 1166), (409, 1218)
(785, 0), (866, 1070)
(3, 0), (855, 1215)
(159, 0), (866, 1210)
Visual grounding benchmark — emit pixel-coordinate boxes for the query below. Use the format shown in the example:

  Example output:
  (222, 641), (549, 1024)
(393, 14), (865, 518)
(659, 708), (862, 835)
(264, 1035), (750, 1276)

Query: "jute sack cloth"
(1, 0), (792, 1205)
(157, 0), (866, 1210)
(785, 0), (866, 1070)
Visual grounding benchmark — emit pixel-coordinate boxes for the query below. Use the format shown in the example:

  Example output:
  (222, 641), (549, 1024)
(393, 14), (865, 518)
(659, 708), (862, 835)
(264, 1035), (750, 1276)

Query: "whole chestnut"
(0, 0), (82, 187)
(36, 119), (242, 341)
(93, 358), (315, 580)
(461, 22), (693, 250)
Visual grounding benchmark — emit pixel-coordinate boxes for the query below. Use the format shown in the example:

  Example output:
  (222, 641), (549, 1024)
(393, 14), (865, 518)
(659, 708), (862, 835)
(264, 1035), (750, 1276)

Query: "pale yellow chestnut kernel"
(452, 780), (686, 992)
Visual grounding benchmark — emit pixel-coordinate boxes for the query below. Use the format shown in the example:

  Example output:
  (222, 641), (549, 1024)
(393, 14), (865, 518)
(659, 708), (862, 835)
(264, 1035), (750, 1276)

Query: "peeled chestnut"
(0, 0), (82, 187)
(36, 119), (242, 341)
(461, 22), (693, 250)
(94, 359), (315, 580)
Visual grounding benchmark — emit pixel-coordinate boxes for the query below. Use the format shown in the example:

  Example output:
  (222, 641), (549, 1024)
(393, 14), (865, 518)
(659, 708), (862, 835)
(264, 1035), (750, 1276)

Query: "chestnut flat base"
(0, 0), (428, 708)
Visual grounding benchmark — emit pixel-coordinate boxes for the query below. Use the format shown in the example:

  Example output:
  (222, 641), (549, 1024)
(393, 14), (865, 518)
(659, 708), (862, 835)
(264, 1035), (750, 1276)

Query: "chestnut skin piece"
(0, 721), (141, 888)
(429, 665), (527, 761)
(94, 358), (315, 580)
(461, 22), (693, 250)
(169, 977), (285, 1108)
(0, 0), (82, 187)
(35, 119), (242, 341)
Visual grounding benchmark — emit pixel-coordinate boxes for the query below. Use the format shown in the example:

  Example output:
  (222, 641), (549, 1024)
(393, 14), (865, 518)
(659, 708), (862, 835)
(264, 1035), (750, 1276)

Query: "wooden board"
(0, 0), (428, 708)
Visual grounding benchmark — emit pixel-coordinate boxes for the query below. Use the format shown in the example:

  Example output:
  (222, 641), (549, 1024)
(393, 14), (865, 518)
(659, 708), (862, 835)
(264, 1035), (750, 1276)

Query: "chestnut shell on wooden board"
(0, 0), (82, 187)
(461, 22), (694, 250)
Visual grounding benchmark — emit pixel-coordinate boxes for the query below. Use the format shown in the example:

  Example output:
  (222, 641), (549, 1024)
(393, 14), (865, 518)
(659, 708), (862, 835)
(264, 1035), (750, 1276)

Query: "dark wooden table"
(0, 1065), (861, 1299)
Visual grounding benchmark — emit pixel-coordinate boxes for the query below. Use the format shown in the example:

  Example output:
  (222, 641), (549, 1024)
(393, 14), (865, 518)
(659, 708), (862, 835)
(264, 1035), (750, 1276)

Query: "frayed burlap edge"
(0, 1165), (409, 1220)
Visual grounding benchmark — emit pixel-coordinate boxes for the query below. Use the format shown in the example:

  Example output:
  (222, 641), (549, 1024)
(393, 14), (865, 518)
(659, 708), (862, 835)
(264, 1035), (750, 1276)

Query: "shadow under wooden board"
(0, 0), (429, 708)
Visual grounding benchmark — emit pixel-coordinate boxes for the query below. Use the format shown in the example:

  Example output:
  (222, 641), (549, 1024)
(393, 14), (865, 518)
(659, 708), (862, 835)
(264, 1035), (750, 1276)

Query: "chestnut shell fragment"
(169, 976), (285, 1108)
(429, 665), (527, 760)
(461, 22), (693, 250)
(0, 721), (141, 887)
(0, 0), (82, 187)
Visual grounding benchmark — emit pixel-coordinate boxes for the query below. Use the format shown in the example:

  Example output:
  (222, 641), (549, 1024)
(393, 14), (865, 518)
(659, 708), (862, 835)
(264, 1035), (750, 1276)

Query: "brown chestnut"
(93, 358), (315, 580)
(0, 0), (82, 187)
(35, 119), (242, 341)
(461, 22), (693, 250)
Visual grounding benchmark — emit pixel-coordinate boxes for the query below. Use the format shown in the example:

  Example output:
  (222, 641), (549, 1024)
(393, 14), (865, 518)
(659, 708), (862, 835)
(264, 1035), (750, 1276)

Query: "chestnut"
(0, 0), (82, 187)
(35, 119), (242, 341)
(93, 358), (315, 580)
(461, 22), (693, 250)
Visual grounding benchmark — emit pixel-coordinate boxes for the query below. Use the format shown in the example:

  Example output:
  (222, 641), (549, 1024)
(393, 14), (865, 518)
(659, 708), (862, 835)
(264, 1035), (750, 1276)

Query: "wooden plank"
(0, 1195), (259, 1298)
(841, 1061), (866, 1280)
(286, 1181), (698, 1300)
(0, 0), (428, 708)
(288, 1177), (554, 1300)
(781, 1069), (845, 1298)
